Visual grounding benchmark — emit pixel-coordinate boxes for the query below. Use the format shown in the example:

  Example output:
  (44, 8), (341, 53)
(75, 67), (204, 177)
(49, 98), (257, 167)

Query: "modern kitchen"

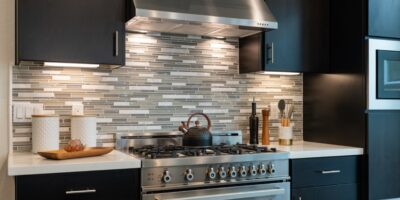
(0, 0), (399, 199)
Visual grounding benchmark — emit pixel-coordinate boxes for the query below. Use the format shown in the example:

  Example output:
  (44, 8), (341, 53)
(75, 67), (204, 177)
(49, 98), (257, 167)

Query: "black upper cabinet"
(16, 0), (125, 66)
(239, 0), (330, 73)
(369, 0), (400, 39)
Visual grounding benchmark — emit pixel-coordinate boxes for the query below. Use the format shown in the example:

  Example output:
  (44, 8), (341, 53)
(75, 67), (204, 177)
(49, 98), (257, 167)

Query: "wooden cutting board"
(38, 147), (113, 160)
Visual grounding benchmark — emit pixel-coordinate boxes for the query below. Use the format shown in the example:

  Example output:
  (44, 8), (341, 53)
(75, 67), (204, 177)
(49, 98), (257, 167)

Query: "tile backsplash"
(12, 32), (303, 151)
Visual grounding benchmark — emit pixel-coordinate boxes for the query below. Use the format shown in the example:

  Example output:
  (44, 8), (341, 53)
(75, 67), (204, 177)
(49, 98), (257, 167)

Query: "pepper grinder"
(262, 107), (270, 145)
(249, 97), (259, 144)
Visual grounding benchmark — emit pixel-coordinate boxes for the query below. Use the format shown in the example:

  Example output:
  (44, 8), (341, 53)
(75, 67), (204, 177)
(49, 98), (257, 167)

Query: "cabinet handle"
(267, 43), (274, 64)
(114, 31), (119, 57)
(271, 42), (274, 64)
(320, 170), (341, 174)
(66, 189), (96, 195)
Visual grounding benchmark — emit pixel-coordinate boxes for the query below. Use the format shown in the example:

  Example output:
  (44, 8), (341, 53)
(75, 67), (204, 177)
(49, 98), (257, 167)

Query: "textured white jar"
(71, 116), (97, 147)
(32, 115), (60, 153)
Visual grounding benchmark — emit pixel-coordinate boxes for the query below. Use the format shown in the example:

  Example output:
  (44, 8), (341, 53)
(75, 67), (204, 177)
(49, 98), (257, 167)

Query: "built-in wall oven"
(368, 38), (400, 110)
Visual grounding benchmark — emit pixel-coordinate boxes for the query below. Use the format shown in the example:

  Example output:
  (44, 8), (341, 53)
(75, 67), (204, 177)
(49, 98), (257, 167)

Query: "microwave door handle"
(162, 188), (285, 200)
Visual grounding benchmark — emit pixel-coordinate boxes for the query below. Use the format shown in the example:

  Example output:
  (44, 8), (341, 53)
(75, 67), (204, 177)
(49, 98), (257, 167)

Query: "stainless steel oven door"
(368, 38), (400, 110)
(142, 182), (290, 200)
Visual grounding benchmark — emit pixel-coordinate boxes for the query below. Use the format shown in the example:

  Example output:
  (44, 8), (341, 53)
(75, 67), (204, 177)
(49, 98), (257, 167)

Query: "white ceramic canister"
(32, 115), (60, 153)
(71, 116), (97, 147)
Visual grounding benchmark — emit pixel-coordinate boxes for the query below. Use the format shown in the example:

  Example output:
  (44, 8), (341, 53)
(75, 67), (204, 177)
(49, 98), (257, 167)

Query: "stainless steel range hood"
(126, 0), (278, 38)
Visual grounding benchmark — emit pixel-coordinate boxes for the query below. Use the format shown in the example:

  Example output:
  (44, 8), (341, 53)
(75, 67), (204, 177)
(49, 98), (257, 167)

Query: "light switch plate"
(13, 102), (31, 122)
(13, 102), (44, 122)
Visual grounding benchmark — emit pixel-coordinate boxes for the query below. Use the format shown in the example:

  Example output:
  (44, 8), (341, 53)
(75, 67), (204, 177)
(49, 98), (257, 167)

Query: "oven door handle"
(161, 188), (285, 200)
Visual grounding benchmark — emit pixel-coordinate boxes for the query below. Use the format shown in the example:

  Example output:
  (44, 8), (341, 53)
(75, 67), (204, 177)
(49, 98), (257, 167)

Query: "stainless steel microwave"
(368, 38), (400, 110)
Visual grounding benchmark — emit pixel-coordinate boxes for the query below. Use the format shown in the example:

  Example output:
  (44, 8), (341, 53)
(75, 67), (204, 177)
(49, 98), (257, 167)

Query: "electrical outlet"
(72, 104), (84, 116)
(270, 102), (279, 120)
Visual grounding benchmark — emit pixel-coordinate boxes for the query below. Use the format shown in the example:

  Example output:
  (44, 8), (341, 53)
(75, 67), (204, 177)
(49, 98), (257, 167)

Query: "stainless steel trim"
(135, 9), (278, 30)
(143, 182), (289, 200)
(141, 152), (289, 168)
(320, 170), (341, 174)
(164, 188), (284, 200)
(66, 189), (96, 195)
(368, 38), (400, 110)
(114, 31), (119, 56)
(142, 177), (290, 193)
(116, 132), (183, 139)
(127, 0), (278, 38)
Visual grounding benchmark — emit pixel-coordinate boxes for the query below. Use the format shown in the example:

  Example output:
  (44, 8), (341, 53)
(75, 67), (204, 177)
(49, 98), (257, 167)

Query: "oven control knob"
(185, 169), (194, 181)
(208, 168), (216, 179)
(218, 167), (227, 178)
(229, 167), (237, 178)
(162, 170), (172, 183)
(250, 165), (258, 176)
(259, 164), (267, 175)
(240, 166), (248, 177)
(267, 164), (276, 174)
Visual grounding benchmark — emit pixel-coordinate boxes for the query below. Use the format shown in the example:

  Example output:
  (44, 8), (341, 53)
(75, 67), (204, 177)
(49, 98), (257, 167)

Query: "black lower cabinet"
(291, 156), (360, 200)
(15, 169), (140, 200)
(292, 184), (358, 200)
(368, 111), (400, 200)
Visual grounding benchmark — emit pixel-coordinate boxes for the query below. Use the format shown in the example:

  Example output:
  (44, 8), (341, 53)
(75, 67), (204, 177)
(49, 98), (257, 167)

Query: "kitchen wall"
(12, 32), (303, 151)
(0, 0), (15, 198)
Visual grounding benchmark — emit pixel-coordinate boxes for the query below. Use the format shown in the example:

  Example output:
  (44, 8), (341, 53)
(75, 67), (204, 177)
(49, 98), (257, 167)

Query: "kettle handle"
(187, 112), (211, 130)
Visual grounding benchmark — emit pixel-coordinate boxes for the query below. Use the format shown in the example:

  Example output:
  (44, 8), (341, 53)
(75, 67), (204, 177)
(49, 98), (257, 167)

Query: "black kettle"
(179, 113), (213, 147)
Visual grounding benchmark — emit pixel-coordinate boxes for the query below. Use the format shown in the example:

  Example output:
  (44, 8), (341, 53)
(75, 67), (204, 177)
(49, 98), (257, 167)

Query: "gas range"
(117, 132), (290, 200)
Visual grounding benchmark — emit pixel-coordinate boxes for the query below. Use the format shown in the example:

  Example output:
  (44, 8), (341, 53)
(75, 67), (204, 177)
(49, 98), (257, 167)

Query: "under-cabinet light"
(260, 71), (301, 76)
(44, 62), (100, 68)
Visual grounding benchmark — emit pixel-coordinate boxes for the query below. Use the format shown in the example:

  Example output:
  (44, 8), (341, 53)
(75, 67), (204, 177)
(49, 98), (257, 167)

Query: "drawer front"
(291, 156), (359, 188)
(16, 169), (139, 200)
(292, 183), (359, 200)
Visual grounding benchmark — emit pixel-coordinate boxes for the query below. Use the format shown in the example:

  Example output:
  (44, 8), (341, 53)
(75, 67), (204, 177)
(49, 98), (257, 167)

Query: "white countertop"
(270, 141), (364, 159)
(8, 150), (141, 176)
(8, 142), (363, 176)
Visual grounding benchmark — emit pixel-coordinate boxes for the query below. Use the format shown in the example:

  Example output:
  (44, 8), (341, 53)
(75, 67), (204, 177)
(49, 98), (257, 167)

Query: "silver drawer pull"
(114, 30), (119, 56)
(66, 189), (96, 195)
(320, 170), (341, 174)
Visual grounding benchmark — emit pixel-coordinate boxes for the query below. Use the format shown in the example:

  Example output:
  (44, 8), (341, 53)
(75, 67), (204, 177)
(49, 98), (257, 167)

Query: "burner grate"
(130, 144), (277, 159)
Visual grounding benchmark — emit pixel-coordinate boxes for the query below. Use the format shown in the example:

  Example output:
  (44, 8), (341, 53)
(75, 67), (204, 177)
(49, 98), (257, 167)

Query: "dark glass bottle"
(249, 98), (259, 144)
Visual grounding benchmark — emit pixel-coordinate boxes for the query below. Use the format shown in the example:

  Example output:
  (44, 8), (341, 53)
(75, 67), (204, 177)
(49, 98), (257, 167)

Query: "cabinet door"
(368, 111), (400, 200)
(17, 0), (125, 65)
(15, 169), (140, 200)
(292, 184), (358, 200)
(264, 0), (329, 72)
(369, 0), (400, 39)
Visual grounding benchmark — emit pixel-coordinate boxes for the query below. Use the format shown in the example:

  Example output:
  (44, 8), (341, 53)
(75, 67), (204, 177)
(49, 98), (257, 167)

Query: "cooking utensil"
(288, 104), (294, 119)
(278, 100), (286, 118)
(179, 112), (213, 146)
